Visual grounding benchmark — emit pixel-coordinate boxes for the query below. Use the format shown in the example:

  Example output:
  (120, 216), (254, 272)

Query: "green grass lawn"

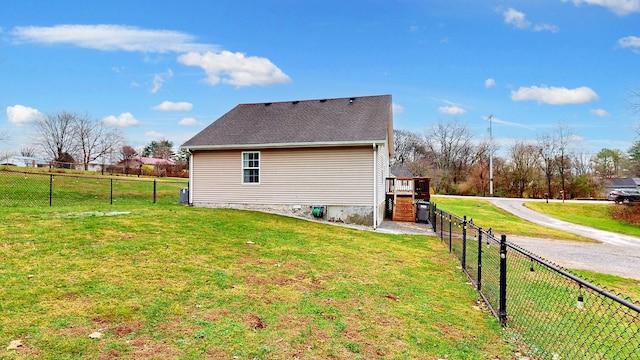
(0, 168), (187, 207)
(525, 201), (640, 237)
(430, 195), (590, 241)
(0, 205), (516, 359)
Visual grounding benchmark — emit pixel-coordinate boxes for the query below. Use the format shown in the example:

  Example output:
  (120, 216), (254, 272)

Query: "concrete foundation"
(192, 202), (382, 227)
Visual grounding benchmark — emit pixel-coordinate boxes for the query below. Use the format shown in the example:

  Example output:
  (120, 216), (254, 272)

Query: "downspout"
(188, 151), (194, 204)
(373, 143), (378, 230)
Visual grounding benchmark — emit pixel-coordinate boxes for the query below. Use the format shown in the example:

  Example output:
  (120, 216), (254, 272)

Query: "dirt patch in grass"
(56, 323), (92, 338)
(205, 346), (231, 358)
(243, 313), (266, 330)
(200, 308), (232, 322)
(128, 335), (183, 359)
(111, 320), (144, 337)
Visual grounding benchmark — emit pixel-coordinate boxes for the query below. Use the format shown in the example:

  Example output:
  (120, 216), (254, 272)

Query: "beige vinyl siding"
(192, 146), (374, 206)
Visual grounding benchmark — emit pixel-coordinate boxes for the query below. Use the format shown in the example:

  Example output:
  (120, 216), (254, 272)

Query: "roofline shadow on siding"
(181, 140), (388, 151)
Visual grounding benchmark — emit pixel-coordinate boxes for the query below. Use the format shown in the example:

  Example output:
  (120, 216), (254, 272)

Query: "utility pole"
(488, 115), (494, 197)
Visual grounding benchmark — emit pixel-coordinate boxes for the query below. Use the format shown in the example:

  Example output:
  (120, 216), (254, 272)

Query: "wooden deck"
(385, 177), (430, 222)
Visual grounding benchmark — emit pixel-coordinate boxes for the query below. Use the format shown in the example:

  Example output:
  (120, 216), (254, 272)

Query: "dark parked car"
(607, 189), (640, 203)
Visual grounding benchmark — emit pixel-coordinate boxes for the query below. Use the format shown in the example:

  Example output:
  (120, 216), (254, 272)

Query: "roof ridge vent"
(264, 102), (272, 106)
(292, 101), (299, 104)
(319, 99), (327, 102)
(349, 97), (355, 104)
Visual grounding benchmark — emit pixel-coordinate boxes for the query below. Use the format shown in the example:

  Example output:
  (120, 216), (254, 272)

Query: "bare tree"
(33, 111), (79, 164)
(392, 129), (427, 165)
(424, 120), (477, 193)
(465, 141), (491, 196)
(76, 114), (123, 170)
(555, 123), (575, 199)
(537, 133), (557, 197)
(571, 150), (593, 177)
(20, 146), (38, 157)
(0, 150), (14, 164)
(507, 140), (540, 198)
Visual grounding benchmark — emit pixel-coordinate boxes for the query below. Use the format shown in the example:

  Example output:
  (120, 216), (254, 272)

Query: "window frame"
(241, 151), (260, 185)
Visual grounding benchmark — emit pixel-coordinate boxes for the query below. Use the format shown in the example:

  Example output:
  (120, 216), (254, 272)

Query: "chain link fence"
(430, 202), (640, 359)
(0, 168), (188, 207)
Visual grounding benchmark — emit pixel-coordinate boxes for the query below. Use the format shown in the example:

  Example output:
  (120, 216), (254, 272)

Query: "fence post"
(462, 216), (467, 270)
(499, 234), (508, 326)
(477, 228), (483, 291)
(432, 204), (437, 232)
(153, 179), (157, 204)
(49, 174), (53, 206)
(110, 179), (113, 205)
(448, 214), (452, 252)
(440, 212), (444, 240)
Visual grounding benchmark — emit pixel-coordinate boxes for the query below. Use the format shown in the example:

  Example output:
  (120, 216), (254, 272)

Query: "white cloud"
(6, 105), (42, 125)
(178, 50), (291, 87)
(178, 117), (202, 126)
(153, 101), (193, 111)
(511, 85), (599, 105)
(145, 131), (164, 139)
(11, 24), (216, 53)
(562, 0), (640, 16)
(590, 108), (611, 117)
(439, 106), (466, 115)
(485, 78), (496, 88)
(569, 134), (585, 142)
(151, 75), (164, 94)
(11, 25), (290, 89)
(502, 8), (558, 32)
(486, 116), (536, 130)
(533, 23), (559, 33)
(618, 36), (640, 52)
(150, 69), (173, 94)
(503, 8), (531, 29)
(392, 103), (404, 114)
(102, 112), (139, 127)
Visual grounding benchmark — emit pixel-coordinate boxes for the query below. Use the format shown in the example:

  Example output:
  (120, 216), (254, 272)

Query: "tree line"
(1, 111), (188, 176)
(393, 121), (640, 199)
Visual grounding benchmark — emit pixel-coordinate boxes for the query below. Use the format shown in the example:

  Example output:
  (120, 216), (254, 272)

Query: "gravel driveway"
(484, 198), (640, 281)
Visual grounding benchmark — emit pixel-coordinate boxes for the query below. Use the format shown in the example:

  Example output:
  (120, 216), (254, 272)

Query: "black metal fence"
(0, 168), (188, 207)
(429, 203), (640, 359)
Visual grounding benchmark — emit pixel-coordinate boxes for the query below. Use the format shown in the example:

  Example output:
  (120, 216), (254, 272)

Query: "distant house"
(181, 95), (393, 228)
(115, 156), (176, 176)
(604, 177), (640, 194)
(1, 156), (48, 168)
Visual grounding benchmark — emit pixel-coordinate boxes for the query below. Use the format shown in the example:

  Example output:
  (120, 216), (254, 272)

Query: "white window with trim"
(242, 151), (260, 184)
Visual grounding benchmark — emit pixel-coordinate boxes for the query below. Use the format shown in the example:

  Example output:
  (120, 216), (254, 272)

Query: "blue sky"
(2, 0), (640, 158)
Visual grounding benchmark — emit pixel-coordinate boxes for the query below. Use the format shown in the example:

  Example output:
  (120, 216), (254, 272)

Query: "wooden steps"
(392, 196), (415, 222)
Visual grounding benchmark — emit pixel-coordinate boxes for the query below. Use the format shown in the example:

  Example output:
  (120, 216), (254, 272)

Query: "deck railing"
(386, 177), (414, 194)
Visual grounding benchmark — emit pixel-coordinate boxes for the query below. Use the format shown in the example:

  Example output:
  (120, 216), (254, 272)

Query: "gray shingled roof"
(609, 177), (639, 188)
(181, 95), (392, 149)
